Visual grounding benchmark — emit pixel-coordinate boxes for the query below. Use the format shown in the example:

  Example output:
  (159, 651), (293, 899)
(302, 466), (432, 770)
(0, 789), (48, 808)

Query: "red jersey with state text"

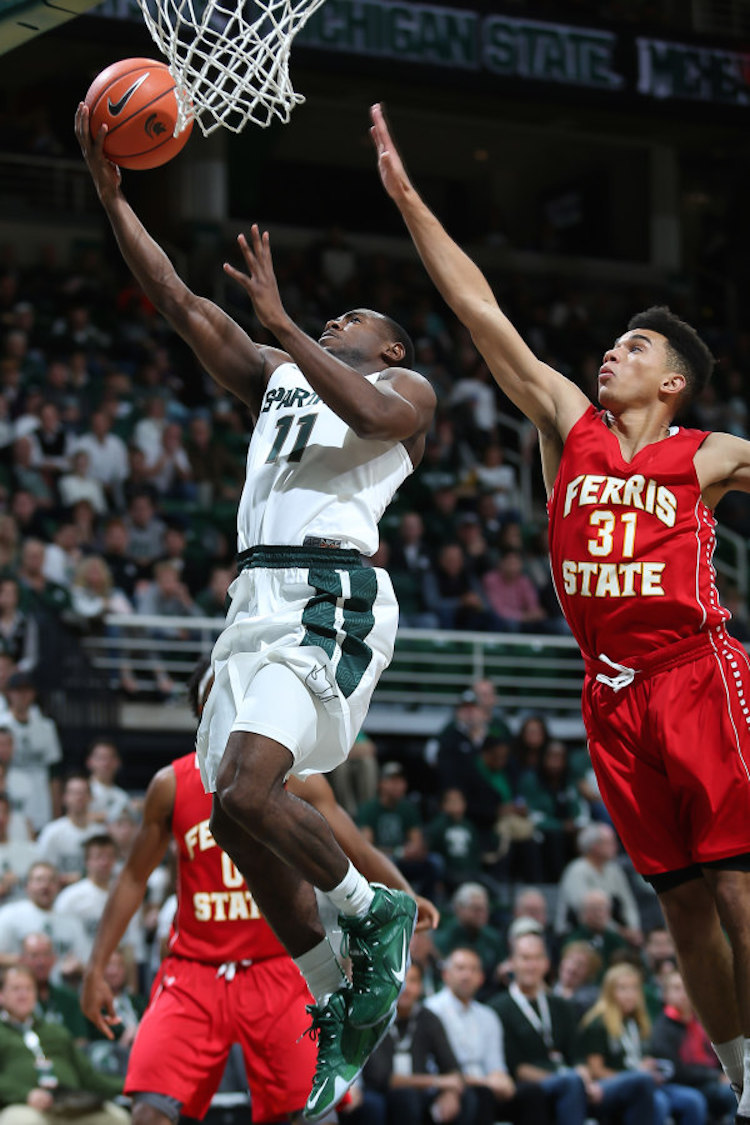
(547, 405), (729, 664)
(168, 753), (286, 964)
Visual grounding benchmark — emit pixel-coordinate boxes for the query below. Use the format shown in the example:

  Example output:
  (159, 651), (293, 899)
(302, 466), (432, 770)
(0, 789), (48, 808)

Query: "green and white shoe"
(339, 885), (417, 1029)
(303, 988), (395, 1121)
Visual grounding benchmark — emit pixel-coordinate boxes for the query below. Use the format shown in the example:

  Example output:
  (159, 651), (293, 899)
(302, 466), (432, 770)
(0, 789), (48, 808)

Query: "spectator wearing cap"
(356, 762), (440, 900)
(36, 774), (94, 886)
(433, 883), (505, 996)
(426, 689), (490, 796)
(555, 825), (643, 948)
(1, 673), (62, 832)
(491, 932), (592, 1125)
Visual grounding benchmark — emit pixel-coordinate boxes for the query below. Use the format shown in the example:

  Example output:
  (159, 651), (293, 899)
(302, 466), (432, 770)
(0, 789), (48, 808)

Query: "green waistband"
(237, 545), (363, 570)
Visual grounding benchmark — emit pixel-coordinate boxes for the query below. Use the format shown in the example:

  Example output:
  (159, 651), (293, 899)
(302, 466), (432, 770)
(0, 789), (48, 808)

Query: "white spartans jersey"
(236, 363), (413, 556)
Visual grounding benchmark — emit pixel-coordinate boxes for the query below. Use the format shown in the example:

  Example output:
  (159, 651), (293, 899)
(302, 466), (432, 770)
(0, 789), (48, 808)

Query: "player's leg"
(132, 1104), (174, 1125)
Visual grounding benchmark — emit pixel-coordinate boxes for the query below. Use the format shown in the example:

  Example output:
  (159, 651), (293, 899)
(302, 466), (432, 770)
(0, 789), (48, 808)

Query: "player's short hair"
(187, 658), (212, 720)
(382, 315), (415, 369)
(627, 306), (714, 403)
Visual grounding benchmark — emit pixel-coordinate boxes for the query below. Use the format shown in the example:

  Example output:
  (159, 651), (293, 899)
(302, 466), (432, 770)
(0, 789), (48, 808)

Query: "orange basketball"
(85, 57), (193, 171)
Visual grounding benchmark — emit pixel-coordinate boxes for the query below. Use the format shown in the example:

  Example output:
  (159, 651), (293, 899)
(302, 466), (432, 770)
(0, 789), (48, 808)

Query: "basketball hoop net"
(135, 0), (328, 136)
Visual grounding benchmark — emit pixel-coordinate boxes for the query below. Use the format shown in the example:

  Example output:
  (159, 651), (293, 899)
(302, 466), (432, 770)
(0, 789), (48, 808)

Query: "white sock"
(293, 937), (346, 1005)
(739, 1038), (750, 1114)
(326, 861), (375, 917)
(712, 1035), (744, 1099)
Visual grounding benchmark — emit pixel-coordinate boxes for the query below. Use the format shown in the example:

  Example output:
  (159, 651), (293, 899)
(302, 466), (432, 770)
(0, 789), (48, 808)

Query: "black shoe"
(736, 1115), (750, 1123)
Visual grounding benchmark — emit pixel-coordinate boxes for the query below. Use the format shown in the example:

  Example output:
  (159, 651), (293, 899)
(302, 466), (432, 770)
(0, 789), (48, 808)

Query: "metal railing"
(81, 614), (585, 718)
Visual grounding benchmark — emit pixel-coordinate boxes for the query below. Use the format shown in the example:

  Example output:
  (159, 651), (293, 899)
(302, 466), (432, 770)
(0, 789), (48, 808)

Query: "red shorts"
(125, 954), (316, 1122)
(583, 629), (750, 876)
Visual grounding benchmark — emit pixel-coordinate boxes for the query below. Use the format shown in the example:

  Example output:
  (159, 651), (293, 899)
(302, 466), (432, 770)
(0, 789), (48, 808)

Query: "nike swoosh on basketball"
(107, 73), (150, 116)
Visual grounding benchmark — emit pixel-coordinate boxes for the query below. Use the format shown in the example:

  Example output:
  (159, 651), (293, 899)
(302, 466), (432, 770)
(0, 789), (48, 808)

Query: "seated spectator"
(156, 519), (206, 596)
(1, 672), (62, 835)
(464, 440), (519, 518)
(42, 522), (83, 590)
(433, 883), (505, 993)
(565, 891), (629, 975)
(54, 836), (142, 967)
(149, 422), (195, 502)
(186, 413), (243, 507)
(492, 932), (592, 1125)
(518, 741), (587, 882)
(462, 734), (537, 880)
(641, 926), (678, 1020)
(195, 565), (233, 618)
(328, 729), (378, 820)
(134, 561), (200, 695)
(0, 727), (36, 842)
(481, 549), (546, 632)
(425, 947), (547, 1125)
(85, 948), (147, 1077)
(0, 964), (126, 1125)
(10, 436), (54, 509)
(455, 513), (494, 578)
(58, 451), (107, 516)
(423, 543), (499, 632)
(0, 577), (38, 673)
(72, 409), (128, 511)
(0, 862), (89, 981)
(650, 970), (736, 1124)
(36, 774), (94, 886)
(86, 742), (131, 825)
(18, 933), (88, 1042)
(577, 963), (707, 1125)
(0, 793), (37, 902)
(100, 518), (140, 599)
(17, 541), (72, 625)
(69, 557), (133, 634)
(555, 824), (643, 946)
(506, 889), (559, 969)
(470, 678), (514, 743)
(123, 492), (166, 572)
(513, 714), (551, 775)
(551, 941), (602, 1020)
(426, 788), (484, 892)
(0, 514), (20, 573)
(358, 962), (471, 1125)
(428, 690), (490, 796)
(356, 762), (438, 899)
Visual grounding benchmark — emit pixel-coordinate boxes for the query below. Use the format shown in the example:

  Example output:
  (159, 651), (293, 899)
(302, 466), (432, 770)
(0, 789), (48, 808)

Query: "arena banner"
(95, 0), (750, 109)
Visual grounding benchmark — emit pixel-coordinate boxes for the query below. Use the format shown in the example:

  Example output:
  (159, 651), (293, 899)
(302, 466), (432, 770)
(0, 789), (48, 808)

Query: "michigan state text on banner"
(636, 37), (750, 105)
(482, 17), (623, 90)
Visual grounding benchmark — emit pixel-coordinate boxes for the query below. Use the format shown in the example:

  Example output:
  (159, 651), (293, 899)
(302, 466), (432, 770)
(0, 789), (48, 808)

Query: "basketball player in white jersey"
(75, 105), (436, 1118)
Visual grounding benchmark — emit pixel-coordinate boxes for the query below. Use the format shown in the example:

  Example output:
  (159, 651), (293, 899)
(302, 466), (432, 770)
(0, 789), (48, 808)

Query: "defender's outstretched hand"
(224, 225), (288, 335)
(370, 103), (413, 206)
(74, 102), (122, 201)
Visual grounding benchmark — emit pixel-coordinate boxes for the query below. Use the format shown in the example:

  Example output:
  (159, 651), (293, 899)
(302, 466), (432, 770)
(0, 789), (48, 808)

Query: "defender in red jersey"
(371, 103), (750, 1122)
(81, 675), (438, 1125)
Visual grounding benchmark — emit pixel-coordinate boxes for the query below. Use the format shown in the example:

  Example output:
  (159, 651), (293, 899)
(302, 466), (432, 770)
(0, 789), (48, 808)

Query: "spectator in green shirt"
(0, 964), (125, 1124)
(434, 883), (505, 998)
(426, 788), (483, 892)
(357, 762), (439, 898)
(565, 890), (629, 978)
(18, 933), (88, 1045)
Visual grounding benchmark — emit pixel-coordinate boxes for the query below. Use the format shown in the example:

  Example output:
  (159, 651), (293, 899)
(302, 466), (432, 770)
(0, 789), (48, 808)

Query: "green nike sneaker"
(339, 885), (417, 1029)
(303, 988), (395, 1122)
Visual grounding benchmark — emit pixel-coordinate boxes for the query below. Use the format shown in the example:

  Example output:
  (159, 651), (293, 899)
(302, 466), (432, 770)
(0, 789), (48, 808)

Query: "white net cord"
(136, 0), (329, 136)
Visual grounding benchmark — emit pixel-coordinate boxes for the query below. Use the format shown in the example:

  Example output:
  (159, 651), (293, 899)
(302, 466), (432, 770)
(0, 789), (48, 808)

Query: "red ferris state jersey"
(547, 405), (729, 664)
(167, 753), (286, 964)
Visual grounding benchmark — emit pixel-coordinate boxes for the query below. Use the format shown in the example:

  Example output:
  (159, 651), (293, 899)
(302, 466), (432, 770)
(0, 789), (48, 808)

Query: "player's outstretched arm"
(370, 104), (587, 438)
(225, 226), (436, 444)
(289, 774), (440, 932)
(74, 103), (281, 415)
(81, 765), (175, 1038)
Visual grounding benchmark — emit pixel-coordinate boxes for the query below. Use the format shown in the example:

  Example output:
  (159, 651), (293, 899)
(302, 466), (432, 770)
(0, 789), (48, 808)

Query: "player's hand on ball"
(224, 225), (288, 334)
(370, 103), (413, 204)
(74, 102), (122, 199)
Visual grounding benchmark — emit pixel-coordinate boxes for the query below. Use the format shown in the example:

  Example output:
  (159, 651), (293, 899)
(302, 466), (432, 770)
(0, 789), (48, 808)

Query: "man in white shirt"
(425, 947), (546, 1125)
(72, 410), (129, 510)
(0, 861), (90, 980)
(86, 742), (131, 824)
(1, 672), (62, 832)
(0, 793), (37, 902)
(0, 727), (37, 841)
(555, 824), (643, 946)
(55, 835), (143, 967)
(36, 773), (94, 885)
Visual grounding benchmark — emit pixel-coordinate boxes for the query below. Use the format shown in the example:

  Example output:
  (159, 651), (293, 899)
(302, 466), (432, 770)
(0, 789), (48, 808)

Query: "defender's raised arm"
(370, 104), (588, 450)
